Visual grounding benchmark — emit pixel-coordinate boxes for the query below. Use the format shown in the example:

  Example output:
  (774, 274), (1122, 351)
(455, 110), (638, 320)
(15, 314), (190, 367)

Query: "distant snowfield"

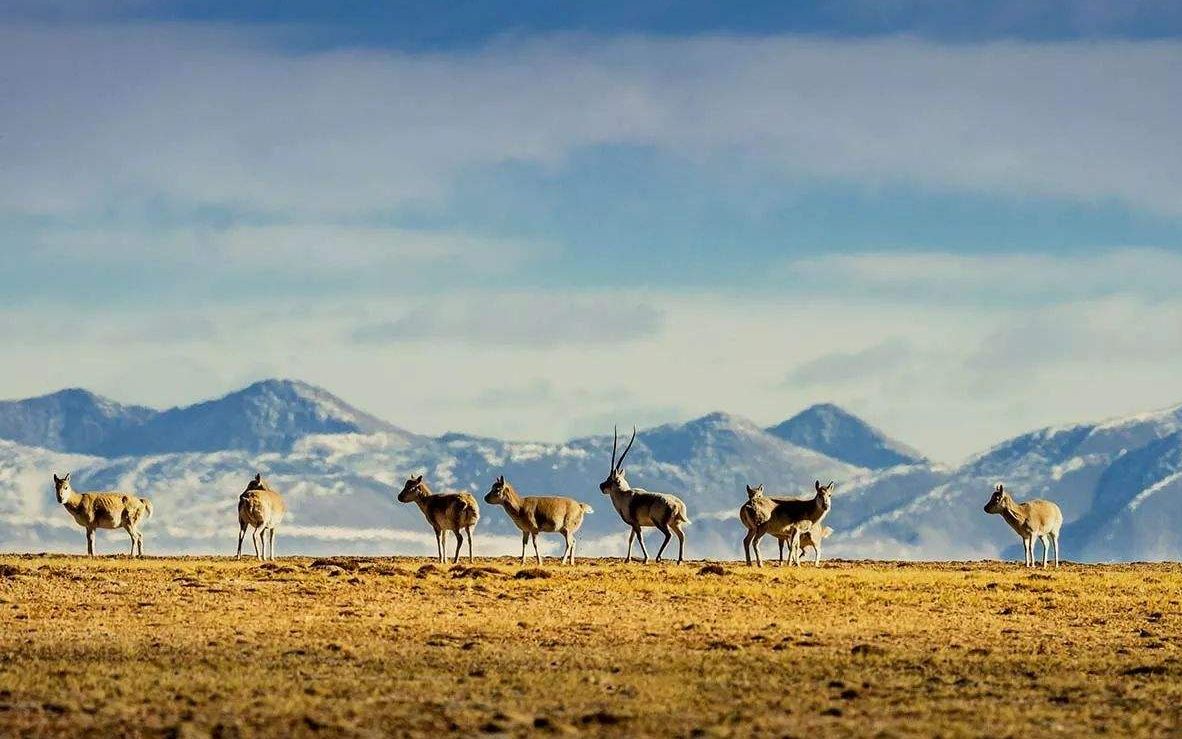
(3, 381), (1182, 561)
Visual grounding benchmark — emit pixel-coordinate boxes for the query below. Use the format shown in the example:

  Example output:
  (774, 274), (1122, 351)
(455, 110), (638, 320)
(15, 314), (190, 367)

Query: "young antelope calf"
(53, 472), (153, 556)
(484, 475), (593, 565)
(397, 474), (480, 563)
(984, 483), (1063, 568)
(794, 525), (833, 567)
(237, 473), (287, 561)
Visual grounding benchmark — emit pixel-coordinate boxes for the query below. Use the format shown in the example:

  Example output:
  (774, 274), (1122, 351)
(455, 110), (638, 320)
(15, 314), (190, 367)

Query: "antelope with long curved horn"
(599, 426), (691, 564)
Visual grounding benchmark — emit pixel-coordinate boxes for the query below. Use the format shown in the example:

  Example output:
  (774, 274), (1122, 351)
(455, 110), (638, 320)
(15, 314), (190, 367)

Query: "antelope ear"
(415, 474), (424, 484)
(253, 473), (262, 483)
(746, 485), (755, 494)
(814, 480), (822, 492)
(827, 480), (835, 489)
(64, 472), (71, 482)
(53, 474), (61, 484)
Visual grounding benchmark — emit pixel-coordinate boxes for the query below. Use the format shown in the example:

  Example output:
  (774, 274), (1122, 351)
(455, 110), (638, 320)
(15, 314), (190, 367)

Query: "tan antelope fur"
(237, 473), (287, 561)
(739, 484), (775, 566)
(984, 483), (1063, 568)
(484, 475), (593, 565)
(599, 427), (691, 564)
(740, 481), (834, 567)
(795, 525), (833, 567)
(53, 472), (153, 556)
(740, 484), (816, 567)
(398, 475), (480, 563)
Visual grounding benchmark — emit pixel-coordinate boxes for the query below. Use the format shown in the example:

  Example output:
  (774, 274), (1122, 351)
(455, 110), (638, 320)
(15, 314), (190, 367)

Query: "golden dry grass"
(1, 555), (1181, 737)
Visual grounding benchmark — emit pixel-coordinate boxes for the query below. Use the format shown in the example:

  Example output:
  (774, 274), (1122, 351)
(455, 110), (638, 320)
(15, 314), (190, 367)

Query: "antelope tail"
(580, 503), (594, 514)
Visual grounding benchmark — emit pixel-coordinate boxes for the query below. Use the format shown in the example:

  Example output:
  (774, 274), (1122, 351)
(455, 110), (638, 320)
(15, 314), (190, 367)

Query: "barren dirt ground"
(1, 555), (1181, 737)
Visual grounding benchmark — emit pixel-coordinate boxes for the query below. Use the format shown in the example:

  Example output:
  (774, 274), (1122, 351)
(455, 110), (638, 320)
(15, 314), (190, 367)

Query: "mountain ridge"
(766, 403), (925, 469)
(4, 381), (1182, 561)
(0, 388), (156, 455)
(97, 379), (414, 456)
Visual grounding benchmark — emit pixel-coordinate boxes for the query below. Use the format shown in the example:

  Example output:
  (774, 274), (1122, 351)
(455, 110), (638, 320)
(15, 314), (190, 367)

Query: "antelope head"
(244, 472), (269, 493)
(746, 484), (765, 501)
(599, 426), (637, 496)
(984, 483), (1009, 514)
(52, 472), (73, 503)
(397, 474), (428, 503)
(814, 480), (836, 512)
(484, 475), (512, 505)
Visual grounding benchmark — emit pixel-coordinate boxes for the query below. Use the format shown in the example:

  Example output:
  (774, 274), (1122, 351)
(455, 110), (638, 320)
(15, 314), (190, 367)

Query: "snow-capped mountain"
(96, 379), (415, 456)
(831, 402), (1182, 562)
(766, 403), (925, 469)
(0, 389), (155, 455)
(0, 380), (414, 457)
(0, 382), (864, 558)
(3, 379), (1182, 562)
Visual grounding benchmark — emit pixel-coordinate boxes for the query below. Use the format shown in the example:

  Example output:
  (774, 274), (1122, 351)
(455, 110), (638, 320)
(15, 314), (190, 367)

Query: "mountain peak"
(685, 411), (754, 428)
(44, 387), (98, 400)
(241, 378), (313, 392)
(0, 379), (415, 457)
(767, 403), (924, 470)
(0, 387), (156, 454)
(27, 387), (119, 408)
(104, 379), (409, 455)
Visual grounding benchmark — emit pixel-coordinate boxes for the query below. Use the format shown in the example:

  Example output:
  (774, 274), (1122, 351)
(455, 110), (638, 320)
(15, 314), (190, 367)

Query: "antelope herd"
(47, 426), (1064, 568)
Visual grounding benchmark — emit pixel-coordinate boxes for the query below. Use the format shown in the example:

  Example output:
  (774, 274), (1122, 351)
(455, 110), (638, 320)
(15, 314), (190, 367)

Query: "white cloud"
(352, 294), (664, 346)
(2, 26), (1181, 218)
(784, 338), (919, 387)
(2, 20), (1181, 466)
(788, 248), (1182, 303)
(973, 297), (1182, 367)
(28, 223), (544, 275)
(6, 250), (1182, 464)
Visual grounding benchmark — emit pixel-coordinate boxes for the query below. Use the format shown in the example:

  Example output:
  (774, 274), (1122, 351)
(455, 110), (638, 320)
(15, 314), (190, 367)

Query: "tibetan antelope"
(795, 525), (833, 567)
(53, 472), (153, 556)
(237, 473), (287, 561)
(984, 483), (1062, 568)
(484, 475), (593, 565)
(740, 481), (834, 567)
(599, 426), (691, 564)
(397, 474), (480, 563)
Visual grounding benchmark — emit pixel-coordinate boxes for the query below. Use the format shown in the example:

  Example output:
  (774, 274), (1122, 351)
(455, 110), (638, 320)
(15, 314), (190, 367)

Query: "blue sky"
(12, 1), (1182, 44)
(2, 1), (1182, 460)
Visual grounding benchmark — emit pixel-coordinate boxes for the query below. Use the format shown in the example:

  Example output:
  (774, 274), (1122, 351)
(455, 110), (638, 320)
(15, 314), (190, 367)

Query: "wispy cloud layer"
(2, 26), (1181, 220)
(353, 296), (664, 347)
(4, 252), (1182, 461)
(785, 339), (919, 388)
(2, 17), (1181, 463)
(788, 248), (1182, 303)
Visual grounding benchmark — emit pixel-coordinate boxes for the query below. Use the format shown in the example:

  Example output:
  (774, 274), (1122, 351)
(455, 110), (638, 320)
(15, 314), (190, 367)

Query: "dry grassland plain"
(1, 555), (1181, 737)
